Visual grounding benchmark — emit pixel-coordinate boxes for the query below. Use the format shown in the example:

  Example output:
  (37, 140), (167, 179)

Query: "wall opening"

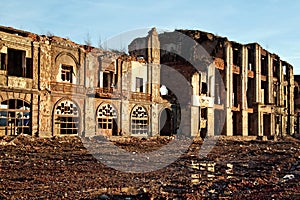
(0, 53), (7, 70)
(136, 77), (143, 92)
(54, 100), (79, 135)
(261, 54), (268, 76)
(102, 71), (115, 88)
(273, 59), (279, 79)
(248, 113), (256, 136)
(201, 82), (208, 95)
(261, 81), (268, 104)
(232, 111), (242, 136)
(131, 106), (148, 135)
(0, 99), (31, 136)
(214, 109), (225, 136)
(247, 77), (255, 108)
(233, 74), (240, 107)
(159, 108), (173, 136)
(200, 108), (207, 138)
(263, 114), (271, 136)
(247, 47), (255, 71)
(61, 65), (73, 83)
(7, 48), (32, 78)
(97, 103), (118, 136)
(232, 45), (241, 67)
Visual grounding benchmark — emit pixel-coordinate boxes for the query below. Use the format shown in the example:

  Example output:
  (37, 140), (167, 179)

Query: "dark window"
(261, 81), (268, 104)
(201, 82), (208, 95)
(0, 53), (6, 70)
(233, 47), (241, 67)
(248, 48), (255, 71)
(61, 65), (73, 83)
(25, 58), (33, 78)
(247, 78), (255, 108)
(233, 74), (240, 107)
(261, 54), (268, 76)
(102, 71), (115, 88)
(136, 77), (143, 92)
(273, 59), (279, 78)
(201, 108), (207, 119)
(7, 48), (25, 77)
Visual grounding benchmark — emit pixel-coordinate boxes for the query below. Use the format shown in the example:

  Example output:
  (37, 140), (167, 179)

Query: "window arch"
(97, 103), (118, 136)
(54, 99), (79, 135)
(55, 52), (79, 84)
(0, 99), (31, 135)
(131, 105), (148, 135)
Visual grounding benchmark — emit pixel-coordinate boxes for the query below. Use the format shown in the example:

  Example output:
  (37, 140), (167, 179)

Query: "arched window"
(54, 100), (79, 135)
(0, 99), (31, 135)
(97, 103), (118, 136)
(131, 106), (148, 135)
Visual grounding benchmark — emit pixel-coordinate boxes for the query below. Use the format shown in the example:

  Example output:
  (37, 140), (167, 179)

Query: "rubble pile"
(0, 134), (299, 199)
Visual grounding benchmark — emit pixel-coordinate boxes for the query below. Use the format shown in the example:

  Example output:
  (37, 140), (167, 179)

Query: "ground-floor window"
(131, 106), (148, 135)
(54, 99), (79, 135)
(0, 99), (31, 135)
(97, 103), (117, 136)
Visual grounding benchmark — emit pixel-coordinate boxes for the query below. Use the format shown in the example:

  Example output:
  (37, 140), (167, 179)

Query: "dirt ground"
(0, 134), (299, 199)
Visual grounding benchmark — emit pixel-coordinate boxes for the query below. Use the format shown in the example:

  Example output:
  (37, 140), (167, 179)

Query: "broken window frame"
(136, 77), (143, 93)
(61, 65), (73, 83)
(131, 106), (148, 135)
(97, 103), (117, 130)
(54, 100), (79, 135)
(6, 48), (33, 78)
(101, 70), (116, 88)
(0, 99), (31, 136)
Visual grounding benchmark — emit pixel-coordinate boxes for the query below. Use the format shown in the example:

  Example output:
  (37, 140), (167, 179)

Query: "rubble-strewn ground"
(0, 134), (299, 199)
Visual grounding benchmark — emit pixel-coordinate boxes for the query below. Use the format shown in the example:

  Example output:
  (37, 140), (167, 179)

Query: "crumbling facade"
(0, 26), (170, 137)
(129, 29), (295, 138)
(0, 25), (296, 138)
(294, 75), (300, 135)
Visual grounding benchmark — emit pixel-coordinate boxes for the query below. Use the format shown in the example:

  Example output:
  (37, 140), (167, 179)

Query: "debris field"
(0, 134), (299, 199)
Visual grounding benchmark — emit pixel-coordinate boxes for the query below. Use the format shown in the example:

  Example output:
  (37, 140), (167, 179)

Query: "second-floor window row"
(0, 48), (32, 78)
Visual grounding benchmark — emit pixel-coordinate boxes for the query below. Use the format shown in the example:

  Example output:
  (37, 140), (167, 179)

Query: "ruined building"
(0, 25), (296, 138)
(129, 29), (295, 138)
(294, 75), (300, 135)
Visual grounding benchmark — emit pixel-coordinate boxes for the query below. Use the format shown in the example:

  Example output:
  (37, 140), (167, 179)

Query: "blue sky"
(1, 0), (300, 73)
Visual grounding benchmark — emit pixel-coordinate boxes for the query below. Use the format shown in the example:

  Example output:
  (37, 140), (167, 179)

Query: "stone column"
(226, 43), (233, 136)
(241, 46), (248, 136)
